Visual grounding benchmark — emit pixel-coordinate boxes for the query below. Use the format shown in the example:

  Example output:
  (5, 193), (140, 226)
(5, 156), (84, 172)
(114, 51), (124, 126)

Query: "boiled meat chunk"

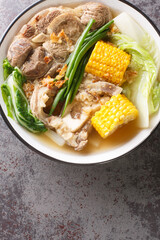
(30, 84), (57, 123)
(86, 81), (122, 96)
(45, 62), (63, 77)
(35, 8), (63, 34)
(47, 13), (84, 43)
(22, 47), (52, 79)
(47, 116), (92, 151)
(63, 110), (90, 132)
(43, 41), (69, 62)
(28, 9), (50, 25)
(26, 7), (75, 35)
(75, 2), (112, 29)
(7, 38), (33, 67)
(20, 24), (35, 38)
(74, 73), (122, 115)
(30, 83), (92, 151)
(76, 121), (92, 151)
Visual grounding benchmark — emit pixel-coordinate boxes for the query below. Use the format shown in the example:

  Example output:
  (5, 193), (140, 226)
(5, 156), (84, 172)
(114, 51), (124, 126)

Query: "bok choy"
(1, 60), (47, 133)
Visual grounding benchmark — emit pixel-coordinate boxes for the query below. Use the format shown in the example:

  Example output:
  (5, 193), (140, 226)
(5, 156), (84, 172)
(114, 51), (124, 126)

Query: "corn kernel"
(85, 41), (131, 86)
(91, 94), (138, 138)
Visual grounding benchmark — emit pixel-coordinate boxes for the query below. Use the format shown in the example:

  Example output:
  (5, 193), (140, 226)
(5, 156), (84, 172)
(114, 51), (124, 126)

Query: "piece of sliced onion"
(45, 129), (65, 146)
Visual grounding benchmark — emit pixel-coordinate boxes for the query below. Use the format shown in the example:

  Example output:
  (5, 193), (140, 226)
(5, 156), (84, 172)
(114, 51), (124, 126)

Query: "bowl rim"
(0, 0), (160, 166)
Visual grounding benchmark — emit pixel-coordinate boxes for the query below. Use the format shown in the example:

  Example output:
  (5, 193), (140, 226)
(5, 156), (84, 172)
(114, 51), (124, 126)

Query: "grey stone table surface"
(0, 0), (160, 239)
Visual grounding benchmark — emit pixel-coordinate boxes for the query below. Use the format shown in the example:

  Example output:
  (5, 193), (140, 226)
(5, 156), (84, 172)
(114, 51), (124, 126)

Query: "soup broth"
(35, 120), (140, 155)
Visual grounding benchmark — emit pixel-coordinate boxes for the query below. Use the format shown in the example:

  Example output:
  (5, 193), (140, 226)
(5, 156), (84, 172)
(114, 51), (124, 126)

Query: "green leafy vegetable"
(1, 64), (47, 133)
(1, 82), (14, 119)
(3, 59), (14, 80)
(111, 33), (159, 128)
(149, 82), (160, 114)
(140, 32), (160, 72)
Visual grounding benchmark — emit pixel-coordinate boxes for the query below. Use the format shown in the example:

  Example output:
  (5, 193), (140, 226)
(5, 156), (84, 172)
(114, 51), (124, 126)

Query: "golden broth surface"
(35, 120), (140, 155)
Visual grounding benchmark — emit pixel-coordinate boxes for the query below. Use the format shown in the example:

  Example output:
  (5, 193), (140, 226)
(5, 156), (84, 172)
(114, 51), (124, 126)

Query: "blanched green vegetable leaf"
(3, 59), (14, 80)
(1, 82), (14, 119)
(149, 82), (160, 114)
(12, 66), (26, 87)
(111, 33), (159, 128)
(1, 65), (47, 133)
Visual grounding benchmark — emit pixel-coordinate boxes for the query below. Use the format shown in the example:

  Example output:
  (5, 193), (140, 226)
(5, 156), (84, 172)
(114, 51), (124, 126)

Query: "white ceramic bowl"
(0, 0), (160, 164)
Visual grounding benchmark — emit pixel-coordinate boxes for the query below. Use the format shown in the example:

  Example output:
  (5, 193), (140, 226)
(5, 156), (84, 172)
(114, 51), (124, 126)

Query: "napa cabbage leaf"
(111, 33), (160, 128)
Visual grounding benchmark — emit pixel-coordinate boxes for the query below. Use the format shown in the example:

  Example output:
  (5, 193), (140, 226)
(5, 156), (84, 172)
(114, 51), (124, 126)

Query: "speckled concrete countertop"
(0, 0), (160, 239)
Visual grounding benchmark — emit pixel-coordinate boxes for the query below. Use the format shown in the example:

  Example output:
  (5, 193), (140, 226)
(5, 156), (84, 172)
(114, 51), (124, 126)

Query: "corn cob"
(91, 94), (138, 138)
(85, 41), (131, 86)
